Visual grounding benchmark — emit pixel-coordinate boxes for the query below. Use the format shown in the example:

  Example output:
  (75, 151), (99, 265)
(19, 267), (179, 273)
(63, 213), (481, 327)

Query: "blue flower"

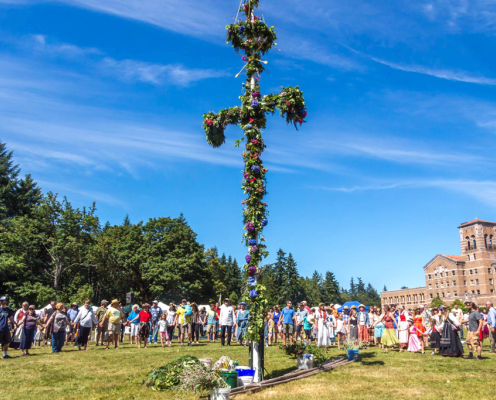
(248, 239), (257, 246)
(252, 100), (259, 108)
(249, 289), (258, 298)
(248, 276), (257, 286)
(299, 108), (307, 115)
(251, 165), (260, 174)
(261, 219), (268, 226)
(245, 124), (252, 129)
(239, 25), (246, 33)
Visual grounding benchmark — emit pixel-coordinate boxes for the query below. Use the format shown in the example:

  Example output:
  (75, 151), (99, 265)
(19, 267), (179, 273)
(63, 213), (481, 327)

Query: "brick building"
(381, 219), (496, 309)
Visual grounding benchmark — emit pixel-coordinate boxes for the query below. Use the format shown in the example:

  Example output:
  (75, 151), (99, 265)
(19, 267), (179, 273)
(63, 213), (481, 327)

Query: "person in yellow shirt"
(174, 299), (191, 347)
(100, 299), (124, 349)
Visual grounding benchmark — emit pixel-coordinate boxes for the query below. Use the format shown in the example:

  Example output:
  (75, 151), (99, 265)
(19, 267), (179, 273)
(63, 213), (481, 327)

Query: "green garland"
(202, 0), (307, 341)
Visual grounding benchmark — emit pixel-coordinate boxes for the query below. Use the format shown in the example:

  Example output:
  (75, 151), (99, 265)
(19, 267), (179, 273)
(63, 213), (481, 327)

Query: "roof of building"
(441, 254), (463, 262)
(458, 219), (496, 228)
(423, 254), (464, 270)
(381, 286), (425, 294)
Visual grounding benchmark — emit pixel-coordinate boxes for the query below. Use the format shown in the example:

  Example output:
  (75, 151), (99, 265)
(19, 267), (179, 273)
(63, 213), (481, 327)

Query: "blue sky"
(1, 0), (496, 294)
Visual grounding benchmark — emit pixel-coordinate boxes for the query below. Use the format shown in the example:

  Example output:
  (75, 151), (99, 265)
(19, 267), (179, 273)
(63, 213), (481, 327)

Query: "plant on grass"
(342, 338), (365, 351)
(143, 355), (202, 391)
(304, 344), (328, 365)
(278, 343), (306, 357)
(177, 363), (228, 394)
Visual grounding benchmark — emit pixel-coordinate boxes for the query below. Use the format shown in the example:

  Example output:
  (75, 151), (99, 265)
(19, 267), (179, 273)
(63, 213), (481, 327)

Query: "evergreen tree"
(383, 285), (387, 292)
(349, 277), (356, 297)
(225, 256), (242, 298)
(283, 253), (300, 302)
(356, 277), (365, 295)
(321, 271), (341, 305)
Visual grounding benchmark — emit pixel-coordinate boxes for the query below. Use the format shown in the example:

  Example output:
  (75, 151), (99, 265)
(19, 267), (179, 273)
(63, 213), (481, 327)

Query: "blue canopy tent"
(337, 301), (369, 312)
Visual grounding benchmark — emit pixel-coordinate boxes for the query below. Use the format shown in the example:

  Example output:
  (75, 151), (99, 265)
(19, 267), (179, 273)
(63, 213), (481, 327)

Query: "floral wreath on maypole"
(202, 0), (307, 341)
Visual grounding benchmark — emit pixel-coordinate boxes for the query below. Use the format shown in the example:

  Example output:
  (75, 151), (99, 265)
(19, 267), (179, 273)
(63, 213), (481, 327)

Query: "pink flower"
(285, 100), (291, 106)
(249, 118), (255, 123)
(206, 118), (213, 126)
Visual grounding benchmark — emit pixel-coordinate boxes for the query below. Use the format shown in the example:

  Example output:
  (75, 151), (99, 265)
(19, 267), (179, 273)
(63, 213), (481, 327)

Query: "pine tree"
(349, 277), (356, 297)
(225, 256), (243, 298)
(321, 271), (341, 305)
(356, 277), (365, 295)
(283, 253), (300, 302)
(383, 285), (387, 292)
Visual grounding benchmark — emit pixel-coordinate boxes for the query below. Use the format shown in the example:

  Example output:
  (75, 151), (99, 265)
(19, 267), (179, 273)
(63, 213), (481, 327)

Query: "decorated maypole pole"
(202, 0), (307, 382)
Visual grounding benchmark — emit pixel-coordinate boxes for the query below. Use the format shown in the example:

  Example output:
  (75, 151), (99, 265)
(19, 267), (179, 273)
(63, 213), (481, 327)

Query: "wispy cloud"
(31, 34), (102, 57)
(100, 57), (229, 86)
(59, 0), (228, 39)
(369, 56), (496, 86)
(317, 179), (496, 207)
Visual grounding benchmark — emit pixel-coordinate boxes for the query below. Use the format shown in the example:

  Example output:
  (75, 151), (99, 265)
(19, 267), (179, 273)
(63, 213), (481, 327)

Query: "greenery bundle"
(278, 343), (330, 365)
(143, 356), (227, 394)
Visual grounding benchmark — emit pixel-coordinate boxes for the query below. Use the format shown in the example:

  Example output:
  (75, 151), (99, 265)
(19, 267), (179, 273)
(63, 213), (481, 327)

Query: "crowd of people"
(1, 294), (495, 361)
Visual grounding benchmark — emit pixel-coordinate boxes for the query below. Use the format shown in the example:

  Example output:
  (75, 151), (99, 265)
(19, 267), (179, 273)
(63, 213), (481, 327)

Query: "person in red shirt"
(215, 302), (221, 340)
(138, 304), (152, 349)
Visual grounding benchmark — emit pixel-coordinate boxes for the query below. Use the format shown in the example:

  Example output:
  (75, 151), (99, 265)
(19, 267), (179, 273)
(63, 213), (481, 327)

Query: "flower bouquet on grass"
(342, 338), (365, 361)
(143, 355), (228, 395)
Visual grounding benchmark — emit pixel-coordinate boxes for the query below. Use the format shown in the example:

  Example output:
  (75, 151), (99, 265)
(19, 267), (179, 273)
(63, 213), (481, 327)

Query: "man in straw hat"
(99, 299), (124, 349)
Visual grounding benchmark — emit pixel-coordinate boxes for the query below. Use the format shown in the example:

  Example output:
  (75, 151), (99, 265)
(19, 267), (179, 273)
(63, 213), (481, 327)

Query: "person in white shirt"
(157, 313), (170, 348)
(451, 303), (464, 339)
(73, 300), (98, 351)
(219, 298), (235, 346)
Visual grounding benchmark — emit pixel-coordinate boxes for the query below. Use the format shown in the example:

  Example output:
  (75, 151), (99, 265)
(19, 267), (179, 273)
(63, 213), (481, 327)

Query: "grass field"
(2, 337), (495, 400)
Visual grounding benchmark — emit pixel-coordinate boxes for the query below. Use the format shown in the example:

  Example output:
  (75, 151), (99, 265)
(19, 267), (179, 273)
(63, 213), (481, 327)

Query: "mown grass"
(2, 338), (495, 400)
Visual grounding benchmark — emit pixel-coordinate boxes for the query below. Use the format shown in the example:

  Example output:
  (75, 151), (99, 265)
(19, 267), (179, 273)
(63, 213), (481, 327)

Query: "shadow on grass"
(266, 365), (297, 379)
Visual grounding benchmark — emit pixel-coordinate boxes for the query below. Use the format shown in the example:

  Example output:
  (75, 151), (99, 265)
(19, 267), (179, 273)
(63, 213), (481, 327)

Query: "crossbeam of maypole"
(202, 0), (307, 382)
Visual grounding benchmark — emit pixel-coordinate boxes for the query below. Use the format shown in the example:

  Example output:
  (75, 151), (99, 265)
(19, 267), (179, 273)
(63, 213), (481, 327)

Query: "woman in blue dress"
(236, 302), (250, 346)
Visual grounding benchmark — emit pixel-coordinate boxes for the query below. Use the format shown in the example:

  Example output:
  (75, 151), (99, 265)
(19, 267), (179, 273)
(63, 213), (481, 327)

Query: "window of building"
(435, 283), (439, 289)
(473, 238), (477, 249)
(485, 234), (488, 248)
(442, 292), (445, 298)
(464, 280), (467, 286)
(474, 254), (477, 260)
(491, 235), (493, 246)
(441, 282), (444, 288)
(475, 269), (478, 274)
(447, 292), (450, 297)
(476, 279), (479, 285)
(470, 280), (474, 285)
(452, 271), (456, 276)
(440, 272), (443, 277)
(454, 291), (457, 297)
(472, 290), (475, 294)
(446, 282), (449, 287)
(430, 294), (433, 299)
(470, 270), (473, 275)
(428, 274), (432, 280)
(477, 290), (480, 295)
(452, 280), (456, 286)
(490, 279), (493, 285)
(429, 284), (432, 289)
(491, 289), (495, 294)
(488, 268), (492, 274)
(435, 273), (438, 278)
(467, 237), (471, 250)
(468, 255), (470, 261)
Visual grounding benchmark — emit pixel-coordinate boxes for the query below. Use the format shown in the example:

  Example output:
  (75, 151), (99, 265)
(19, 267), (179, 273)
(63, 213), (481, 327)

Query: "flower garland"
(202, 0), (307, 341)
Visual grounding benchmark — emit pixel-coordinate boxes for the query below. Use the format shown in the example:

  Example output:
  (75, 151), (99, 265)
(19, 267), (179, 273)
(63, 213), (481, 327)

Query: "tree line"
(0, 141), (382, 309)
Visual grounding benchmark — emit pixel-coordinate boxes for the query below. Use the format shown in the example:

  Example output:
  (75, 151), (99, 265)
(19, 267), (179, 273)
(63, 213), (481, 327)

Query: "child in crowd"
(268, 313), (275, 346)
(335, 313), (346, 349)
(407, 318), (421, 353)
(158, 313), (170, 348)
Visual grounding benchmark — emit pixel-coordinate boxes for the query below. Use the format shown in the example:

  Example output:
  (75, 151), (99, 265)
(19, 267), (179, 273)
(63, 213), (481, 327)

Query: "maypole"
(202, 0), (307, 382)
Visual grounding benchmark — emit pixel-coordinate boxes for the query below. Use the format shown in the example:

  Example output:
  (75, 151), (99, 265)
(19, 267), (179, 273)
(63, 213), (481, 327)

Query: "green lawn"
(2, 337), (495, 400)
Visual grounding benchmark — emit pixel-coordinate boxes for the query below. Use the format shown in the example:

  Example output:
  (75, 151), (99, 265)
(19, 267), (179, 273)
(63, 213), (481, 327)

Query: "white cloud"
(317, 179), (496, 208)
(31, 34), (102, 57)
(100, 57), (229, 86)
(58, 0), (228, 38)
(369, 56), (496, 86)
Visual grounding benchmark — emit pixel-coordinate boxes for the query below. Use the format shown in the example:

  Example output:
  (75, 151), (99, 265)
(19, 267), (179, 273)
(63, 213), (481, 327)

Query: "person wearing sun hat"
(235, 302), (250, 346)
(357, 304), (370, 344)
(100, 299), (124, 349)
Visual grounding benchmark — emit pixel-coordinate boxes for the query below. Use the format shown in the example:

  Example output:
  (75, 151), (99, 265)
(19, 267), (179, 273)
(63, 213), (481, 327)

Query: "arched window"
(466, 236), (471, 250)
(485, 234), (488, 248)
(491, 235), (493, 246)
(472, 236), (477, 249)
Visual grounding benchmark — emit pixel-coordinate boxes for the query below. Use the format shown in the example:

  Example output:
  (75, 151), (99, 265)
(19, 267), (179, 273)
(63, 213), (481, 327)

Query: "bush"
(143, 356), (201, 391)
